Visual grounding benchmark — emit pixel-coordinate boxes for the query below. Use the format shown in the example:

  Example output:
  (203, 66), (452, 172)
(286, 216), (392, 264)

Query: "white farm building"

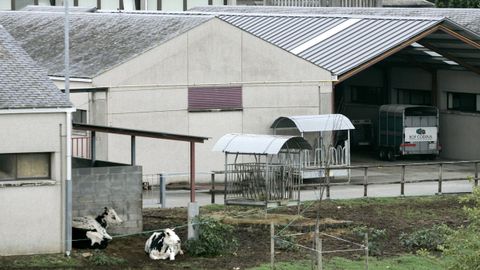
(0, 7), (479, 179)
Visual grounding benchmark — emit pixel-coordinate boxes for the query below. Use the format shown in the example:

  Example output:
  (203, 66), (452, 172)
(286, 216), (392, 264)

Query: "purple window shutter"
(188, 86), (242, 111)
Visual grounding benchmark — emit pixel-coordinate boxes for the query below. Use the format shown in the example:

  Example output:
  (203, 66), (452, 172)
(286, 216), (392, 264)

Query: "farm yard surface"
(0, 195), (471, 269)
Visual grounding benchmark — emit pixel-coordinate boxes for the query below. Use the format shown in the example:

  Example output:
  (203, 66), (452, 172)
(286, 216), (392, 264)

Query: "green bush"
(352, 226), (386, 256)
(399, 224), (453, 252)
(185, 216), (238, 257)
(441, 187), (480, 270)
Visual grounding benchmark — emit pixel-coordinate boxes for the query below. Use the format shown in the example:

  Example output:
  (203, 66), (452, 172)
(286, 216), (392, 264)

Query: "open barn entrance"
(333, 23), (480, 160)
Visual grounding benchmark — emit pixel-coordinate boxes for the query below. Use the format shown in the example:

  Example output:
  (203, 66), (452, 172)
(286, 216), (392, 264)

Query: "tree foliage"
(435, 0), (480, 8)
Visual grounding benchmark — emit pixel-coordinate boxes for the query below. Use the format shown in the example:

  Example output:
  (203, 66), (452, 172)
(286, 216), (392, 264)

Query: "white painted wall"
(91, 18), (333, 178)
(438, 70), (480, 160)
(0, 112), (67, 255)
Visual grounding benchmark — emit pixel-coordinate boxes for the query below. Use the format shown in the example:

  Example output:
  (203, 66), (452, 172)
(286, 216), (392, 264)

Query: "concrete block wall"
(72, 164), (143, 235)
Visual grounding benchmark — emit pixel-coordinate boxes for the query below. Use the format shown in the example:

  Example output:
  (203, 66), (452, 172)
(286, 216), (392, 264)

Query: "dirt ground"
(99, 195), (469, 269)
(0, 195), (470, 269)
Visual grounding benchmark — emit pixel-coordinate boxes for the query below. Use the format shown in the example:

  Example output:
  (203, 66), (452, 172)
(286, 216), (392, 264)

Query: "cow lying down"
(72, 207), (123, 249)
(145, 229), (183, 260)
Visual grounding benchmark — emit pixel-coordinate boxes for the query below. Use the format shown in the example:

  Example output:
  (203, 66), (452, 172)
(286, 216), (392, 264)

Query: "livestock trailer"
(378, 105), (440, 161)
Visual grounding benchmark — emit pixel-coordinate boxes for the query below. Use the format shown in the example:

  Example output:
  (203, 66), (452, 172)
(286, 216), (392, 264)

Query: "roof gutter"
(49, 76), (93, 83)
(0, 108), (75, 114)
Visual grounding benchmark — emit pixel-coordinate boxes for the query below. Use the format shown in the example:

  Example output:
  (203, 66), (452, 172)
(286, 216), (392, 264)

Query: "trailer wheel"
(379, 148), (386, 160)
(387, 149), (396, 161)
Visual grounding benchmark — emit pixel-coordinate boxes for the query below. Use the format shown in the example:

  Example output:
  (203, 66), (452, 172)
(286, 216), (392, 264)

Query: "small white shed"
(271, 114), (355, 178)
(213, 133), (311, 207)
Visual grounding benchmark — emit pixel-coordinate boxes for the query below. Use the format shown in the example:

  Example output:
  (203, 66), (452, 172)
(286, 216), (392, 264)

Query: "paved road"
(144, 153), (478, 208)
(144, 179), (474, 208)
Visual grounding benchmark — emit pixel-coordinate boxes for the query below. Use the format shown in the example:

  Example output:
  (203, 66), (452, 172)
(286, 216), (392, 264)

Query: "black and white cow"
(145, 229), (183, 260)
(72, 207), (123, 249)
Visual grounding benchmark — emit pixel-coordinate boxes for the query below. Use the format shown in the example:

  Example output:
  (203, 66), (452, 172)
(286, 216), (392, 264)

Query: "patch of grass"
(6, 254), (81, 268)
(88, 251), (126, 266)
(248, 255), (445, 270)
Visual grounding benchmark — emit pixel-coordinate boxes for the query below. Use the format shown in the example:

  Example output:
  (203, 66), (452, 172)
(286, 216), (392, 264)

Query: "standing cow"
(145, 228), (183, 260)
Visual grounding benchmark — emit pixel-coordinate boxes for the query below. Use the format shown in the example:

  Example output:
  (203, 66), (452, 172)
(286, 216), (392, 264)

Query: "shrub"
(399, 224), (453, 252)
(352, 226), (387, 256)
(185, 216), (238, 257)
(441, 187), (480, 270)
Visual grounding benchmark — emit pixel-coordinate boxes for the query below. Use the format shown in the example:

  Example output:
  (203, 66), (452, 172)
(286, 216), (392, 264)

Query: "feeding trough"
(271, 114), (355, 179)
(213, 133), (311, 208)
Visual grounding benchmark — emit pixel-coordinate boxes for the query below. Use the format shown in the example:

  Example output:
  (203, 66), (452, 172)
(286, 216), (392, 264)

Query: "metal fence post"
(401, 165), (405, 196)
(160, 173), (166, 208)
(363, 167), (368, 197)
(211, 172), (215, 204)
(438, 163), (443, 195)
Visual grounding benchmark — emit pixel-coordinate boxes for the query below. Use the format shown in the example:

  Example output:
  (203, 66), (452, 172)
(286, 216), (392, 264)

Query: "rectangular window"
(0, 153), (51, 181)
(397, 89), (431, 105)
(188, 86), (242, 112)
(447, 92), (479, 113)
(350, 86), (384, 105)
(72, 109), (87, 124)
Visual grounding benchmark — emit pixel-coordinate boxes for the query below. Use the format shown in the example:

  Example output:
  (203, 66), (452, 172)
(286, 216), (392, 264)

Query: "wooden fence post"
(400, 165), (405, 196)
(271, 222), (275, 270)
(326, 168), (330, 199)
(363, 167), (368, 197)
(365, 233), (369, 270)
(438, 163), (443, 195)
(317, 237), (322, 270)
(475, 162), (478, 187)
(211, 172), (215, 204)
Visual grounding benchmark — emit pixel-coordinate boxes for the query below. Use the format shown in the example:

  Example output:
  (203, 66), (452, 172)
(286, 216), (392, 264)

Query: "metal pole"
(160, 173), (166, 208)
(91, 131), (96, 166)
(224, 153), (228, 204)
(190, 142), (195, 203)
(438, 163), (443, 194)
(130, 135), (136, 166)
(400, 165), (405, 196)
(211, 172), (215, 204)
(363, 167), (368, 197)
(270, 222), (275, 270)
(64, 0), (72, 257)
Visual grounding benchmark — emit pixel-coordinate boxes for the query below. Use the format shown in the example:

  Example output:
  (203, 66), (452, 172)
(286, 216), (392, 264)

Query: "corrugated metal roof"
(219, 14), (442, 75)
(212, 133), (312, 154)
(190, 6), (480, 34)
(271, 114), (355, 132)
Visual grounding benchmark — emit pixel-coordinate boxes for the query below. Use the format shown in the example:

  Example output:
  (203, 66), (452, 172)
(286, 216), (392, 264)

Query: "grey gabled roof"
(0, 11), (213, 78)
(0, 25), (72, 110)
(190, 6), (480, 34)
(217, 14), (448, 75)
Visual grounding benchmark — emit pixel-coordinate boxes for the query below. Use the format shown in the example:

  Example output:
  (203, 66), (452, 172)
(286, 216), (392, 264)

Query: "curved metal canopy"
(271, 114), (355, 132)
(212, 133), (312, 154)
